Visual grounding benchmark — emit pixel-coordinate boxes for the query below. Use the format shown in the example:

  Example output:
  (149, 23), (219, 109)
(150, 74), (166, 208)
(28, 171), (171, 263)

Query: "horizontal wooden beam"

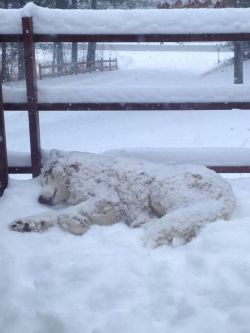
(8, 166), (32, 174)
(2, 33), (250, 43)
(0, 34), (23, 42)
(209, 166), (250, 173)
(7, 165), (250, 174)
(34, 33), (250, 43)
(4, 102), (250, 111)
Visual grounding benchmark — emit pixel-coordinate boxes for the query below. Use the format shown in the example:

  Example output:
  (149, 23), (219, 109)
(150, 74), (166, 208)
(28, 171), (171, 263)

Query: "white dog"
(10, 150), (236, 246)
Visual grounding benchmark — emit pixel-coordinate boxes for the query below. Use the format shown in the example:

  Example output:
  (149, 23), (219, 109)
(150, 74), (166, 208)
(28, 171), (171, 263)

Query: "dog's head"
(39, 160), (69, 205)
(38, 150), (101, 206)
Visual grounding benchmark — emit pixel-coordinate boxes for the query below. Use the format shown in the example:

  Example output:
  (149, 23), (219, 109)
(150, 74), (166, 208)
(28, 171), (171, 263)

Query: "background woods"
(1, 0), (249, 82)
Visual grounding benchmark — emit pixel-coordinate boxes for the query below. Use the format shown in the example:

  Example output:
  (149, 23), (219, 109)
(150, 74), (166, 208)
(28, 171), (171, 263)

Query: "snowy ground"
(2, 49), (250, 333)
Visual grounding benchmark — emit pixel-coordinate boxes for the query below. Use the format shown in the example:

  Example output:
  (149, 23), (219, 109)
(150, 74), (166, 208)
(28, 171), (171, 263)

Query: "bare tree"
(54, 0), (69, 73)
(71, 0), (78, 70)
(86, 0), (97, 70)
(234, 0), (244, 83)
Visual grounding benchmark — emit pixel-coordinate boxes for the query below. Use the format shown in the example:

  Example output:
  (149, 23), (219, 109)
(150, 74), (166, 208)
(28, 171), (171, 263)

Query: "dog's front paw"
(10, 218), (52, 233)
(58, 214), (90, 235)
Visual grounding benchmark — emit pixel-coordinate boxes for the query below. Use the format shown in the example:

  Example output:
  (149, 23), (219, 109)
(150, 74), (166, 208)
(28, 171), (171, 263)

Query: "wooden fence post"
(0, 77), (8, 196)
(22, 17), (41, 177)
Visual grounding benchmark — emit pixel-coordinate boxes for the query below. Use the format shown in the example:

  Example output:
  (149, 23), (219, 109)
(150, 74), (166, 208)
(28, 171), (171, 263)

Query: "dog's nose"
(38, 195), (53, 205)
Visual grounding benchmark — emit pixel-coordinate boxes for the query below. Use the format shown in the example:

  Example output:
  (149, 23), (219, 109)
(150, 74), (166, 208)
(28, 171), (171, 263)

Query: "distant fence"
(96, 43), (232, 52)
(1, 15), (250, 196)
(38, 58), (118, 80)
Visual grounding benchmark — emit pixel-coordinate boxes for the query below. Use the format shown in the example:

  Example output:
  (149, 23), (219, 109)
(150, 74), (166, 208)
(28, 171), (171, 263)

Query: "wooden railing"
(1, 16), (250, 195)
(38, 58), (118, 80)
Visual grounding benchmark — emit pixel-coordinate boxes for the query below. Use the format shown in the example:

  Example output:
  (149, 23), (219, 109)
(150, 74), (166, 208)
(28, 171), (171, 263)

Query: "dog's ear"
(50, 163), (71, 187)
(49, 149), (65, 161)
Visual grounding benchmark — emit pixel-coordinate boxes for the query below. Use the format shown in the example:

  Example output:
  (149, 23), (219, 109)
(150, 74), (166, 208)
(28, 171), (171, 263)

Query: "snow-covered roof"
(1, 2), (250, 35)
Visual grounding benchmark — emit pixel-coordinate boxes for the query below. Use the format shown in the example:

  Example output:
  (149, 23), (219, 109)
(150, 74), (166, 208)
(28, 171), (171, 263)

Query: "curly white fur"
(10, 150), (237, 247)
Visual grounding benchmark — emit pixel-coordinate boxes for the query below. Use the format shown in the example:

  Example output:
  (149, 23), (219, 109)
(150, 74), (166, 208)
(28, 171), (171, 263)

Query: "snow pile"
(8, 151), (31, 167)
(37, 84), (250, 103)
(8, 147), (250, 169)
(4, 84), (250, 104)
(3, 86), (26, 104)
(1, 3), (250, 35)
(105, 147), (250, 166)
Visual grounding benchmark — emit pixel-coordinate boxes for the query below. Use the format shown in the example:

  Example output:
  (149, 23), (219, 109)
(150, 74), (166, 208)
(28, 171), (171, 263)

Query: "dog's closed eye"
(52, 189), (58, 200)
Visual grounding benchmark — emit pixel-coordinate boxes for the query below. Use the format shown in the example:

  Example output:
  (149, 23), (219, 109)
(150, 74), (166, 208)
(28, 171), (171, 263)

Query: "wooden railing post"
(0, 77), (8, 196)
(22, 17), (41, 177)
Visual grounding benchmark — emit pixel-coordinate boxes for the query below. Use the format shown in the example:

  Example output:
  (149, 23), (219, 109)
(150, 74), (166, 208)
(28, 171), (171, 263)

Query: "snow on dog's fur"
(10, 150), (236, 246)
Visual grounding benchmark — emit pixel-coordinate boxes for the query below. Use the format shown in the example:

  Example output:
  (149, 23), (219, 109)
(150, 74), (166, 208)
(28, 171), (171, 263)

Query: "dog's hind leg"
(144, 199), (235, 247)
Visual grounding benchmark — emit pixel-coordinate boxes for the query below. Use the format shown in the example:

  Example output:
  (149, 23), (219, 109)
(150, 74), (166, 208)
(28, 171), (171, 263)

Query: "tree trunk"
(1, 42), (8, 81)
(55, 42), (64, 74)
(234, 0), (244, 84)
(234, 41), (244, 84)
(18, 44), (25, 80)
(87, 0), (97, 70)
(52, 43), (56, 75)
(71, 0), (78, 71)
(55, 0), (68, 74)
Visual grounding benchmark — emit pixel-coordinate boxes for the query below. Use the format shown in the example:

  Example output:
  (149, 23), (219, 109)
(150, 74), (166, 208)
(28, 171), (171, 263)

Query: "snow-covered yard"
(2, 48), (250, 333)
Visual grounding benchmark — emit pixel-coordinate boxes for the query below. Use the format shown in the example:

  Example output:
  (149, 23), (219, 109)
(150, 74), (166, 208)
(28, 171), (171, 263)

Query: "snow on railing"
(105, 148), (250, 169)
(3, 85), (250, 104)
(1, 3), (250, 35)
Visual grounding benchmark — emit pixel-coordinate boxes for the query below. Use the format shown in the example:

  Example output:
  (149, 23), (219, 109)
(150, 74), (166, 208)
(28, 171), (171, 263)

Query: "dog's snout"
(38, 195), (53, 205)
